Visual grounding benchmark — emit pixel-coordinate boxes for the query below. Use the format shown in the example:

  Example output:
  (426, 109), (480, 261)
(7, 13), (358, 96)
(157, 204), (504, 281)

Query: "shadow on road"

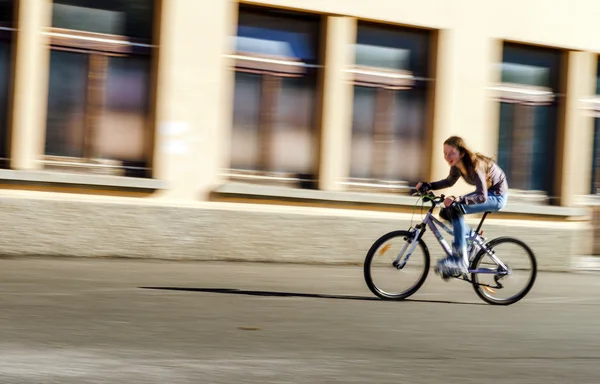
(140, 287), (484, 305)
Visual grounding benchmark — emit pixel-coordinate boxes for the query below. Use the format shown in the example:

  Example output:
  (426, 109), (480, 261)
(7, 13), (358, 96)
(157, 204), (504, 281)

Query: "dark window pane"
(52, 0), (154, 39)
(596, 60), (600, 95)
(232, 75), (317, 176)
(497, 102), (514, 179)
(0, 0), (13, 26)
(504, 105), (536, 190)
(236, 7), (320, 63)
(497, 43), (562, 198)
(269, 76), (316, 175)
(593, 119), (600, 193)
(231, 6), (321, 185)
(390, 87), (427, 183)
(501, 43), (562, 90)
(231, 72), (262, 171)
(497, 102), (557, 193)
(592, 60), (600, 193)
(96, 56), (150, 163)
(350, 86), (427, 183)
(350, 24), (431, 186)
(0, 1), (15, 167)
(350, 86), (376, 179)
(0, 40), (10, 165)
(531, 104), (557, 192)
(45, 50), (88, 157)
(355, 23), (430, 76)
(501, 62), (551, 87)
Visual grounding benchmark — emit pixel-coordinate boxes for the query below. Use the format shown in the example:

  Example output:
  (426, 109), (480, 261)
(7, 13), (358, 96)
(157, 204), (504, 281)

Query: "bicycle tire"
(470, 236), (537, 305)
(364, 230), (430, 300)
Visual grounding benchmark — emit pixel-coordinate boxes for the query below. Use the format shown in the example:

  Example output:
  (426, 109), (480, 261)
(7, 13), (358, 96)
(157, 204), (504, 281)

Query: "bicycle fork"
(392, 226), (423, 269)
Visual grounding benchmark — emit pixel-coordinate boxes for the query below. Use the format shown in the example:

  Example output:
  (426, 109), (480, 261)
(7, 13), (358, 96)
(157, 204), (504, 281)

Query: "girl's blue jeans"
(452, 192), (508, 254)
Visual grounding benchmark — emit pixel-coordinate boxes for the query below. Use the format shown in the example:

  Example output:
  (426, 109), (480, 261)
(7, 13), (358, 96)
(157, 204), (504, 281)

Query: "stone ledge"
(0, 195), (587, 271)
(573, 256), (600, 272)
(576, 194), (600, 206)
(214, 182), (589, 218)
(0, 169), (167, 191)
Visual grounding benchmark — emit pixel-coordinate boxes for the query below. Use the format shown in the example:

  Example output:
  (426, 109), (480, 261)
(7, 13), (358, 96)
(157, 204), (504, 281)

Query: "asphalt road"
(0, 258), (599, 383)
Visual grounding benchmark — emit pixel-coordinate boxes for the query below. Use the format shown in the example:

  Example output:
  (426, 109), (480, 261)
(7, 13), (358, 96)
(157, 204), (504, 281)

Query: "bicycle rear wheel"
(470, 237), (537, 305)
(364, 230), (430, 300)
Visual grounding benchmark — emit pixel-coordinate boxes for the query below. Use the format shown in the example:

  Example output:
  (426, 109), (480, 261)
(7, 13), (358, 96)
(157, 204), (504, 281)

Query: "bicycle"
(363, 190), (537, 305)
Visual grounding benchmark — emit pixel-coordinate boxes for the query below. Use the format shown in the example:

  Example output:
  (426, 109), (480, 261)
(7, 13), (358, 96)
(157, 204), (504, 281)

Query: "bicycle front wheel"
(471, 237), (537, 305)
(364, 230), (430, 300)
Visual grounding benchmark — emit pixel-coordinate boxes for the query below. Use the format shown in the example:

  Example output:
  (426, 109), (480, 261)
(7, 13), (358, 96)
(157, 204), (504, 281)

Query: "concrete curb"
(573, 257), (600, 272)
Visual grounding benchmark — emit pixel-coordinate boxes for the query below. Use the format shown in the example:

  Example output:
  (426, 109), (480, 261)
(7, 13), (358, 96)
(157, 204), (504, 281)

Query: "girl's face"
(443, 144), (463, 167)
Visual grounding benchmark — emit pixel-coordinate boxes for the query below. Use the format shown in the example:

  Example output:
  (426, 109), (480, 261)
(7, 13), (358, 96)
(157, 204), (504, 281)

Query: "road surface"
(0, 258), (599, 383)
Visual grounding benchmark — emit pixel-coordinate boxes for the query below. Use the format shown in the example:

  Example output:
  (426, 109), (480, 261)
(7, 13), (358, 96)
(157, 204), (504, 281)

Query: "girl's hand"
(443, 196), (455, 207)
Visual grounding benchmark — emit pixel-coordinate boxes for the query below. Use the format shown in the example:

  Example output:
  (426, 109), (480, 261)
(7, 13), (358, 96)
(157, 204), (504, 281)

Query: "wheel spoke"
(364, 230), (430, 300)
(470, 237), (537, 305)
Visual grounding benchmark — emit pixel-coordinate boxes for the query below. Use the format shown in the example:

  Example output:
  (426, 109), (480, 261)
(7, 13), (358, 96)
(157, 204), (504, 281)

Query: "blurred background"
(0, 0), (598, 268)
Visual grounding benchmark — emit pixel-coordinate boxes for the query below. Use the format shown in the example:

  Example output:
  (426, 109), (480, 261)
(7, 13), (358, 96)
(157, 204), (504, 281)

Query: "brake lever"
(433, 194), (446, 205)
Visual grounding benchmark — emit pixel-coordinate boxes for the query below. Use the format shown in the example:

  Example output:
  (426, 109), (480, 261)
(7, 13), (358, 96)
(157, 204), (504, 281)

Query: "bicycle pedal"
(434, 267), (452, 281)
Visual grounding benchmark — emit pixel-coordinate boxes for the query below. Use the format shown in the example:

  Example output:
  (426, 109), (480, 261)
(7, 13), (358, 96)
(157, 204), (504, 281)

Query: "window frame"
(493, 43), (564, 202)
(0, 9), (15, 168)
(43, 23), (155, 177)
(344, 23), (433, 193)
(582, 56), (600, 195)
(225, 6), (322, 188)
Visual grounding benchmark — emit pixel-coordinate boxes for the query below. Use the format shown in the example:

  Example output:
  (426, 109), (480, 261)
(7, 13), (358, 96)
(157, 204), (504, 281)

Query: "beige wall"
(152, 0), (237, 201)
(241, 0), (600, 52)
(148, 0), (599, 204)
(6, 0), (600, 207)
(10, 0), (52, 171)
(1, 0), (598, 265)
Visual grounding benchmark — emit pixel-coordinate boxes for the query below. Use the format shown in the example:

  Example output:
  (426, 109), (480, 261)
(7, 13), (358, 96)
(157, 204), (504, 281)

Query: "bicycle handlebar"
(412, 188), (445, 206)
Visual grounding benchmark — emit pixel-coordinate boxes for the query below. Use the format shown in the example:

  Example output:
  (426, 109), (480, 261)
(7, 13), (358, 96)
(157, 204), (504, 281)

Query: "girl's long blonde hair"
(444, 136), (494, 175)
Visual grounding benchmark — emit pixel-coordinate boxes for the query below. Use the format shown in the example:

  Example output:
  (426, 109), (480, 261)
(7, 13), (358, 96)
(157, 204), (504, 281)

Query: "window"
(228, 6), (321, 188)
(594, 119), (600, 194)
(580, 56), (600, 195)
(0, 0), (14, 168)
(586, 60), (600, 195)
(45, 0), (155, 177)
(494, 43), (563, 200)
(346, 23), (432, 193)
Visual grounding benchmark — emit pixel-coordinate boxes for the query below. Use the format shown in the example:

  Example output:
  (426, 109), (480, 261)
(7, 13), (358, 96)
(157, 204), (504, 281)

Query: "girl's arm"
(430, 167), (461, 190)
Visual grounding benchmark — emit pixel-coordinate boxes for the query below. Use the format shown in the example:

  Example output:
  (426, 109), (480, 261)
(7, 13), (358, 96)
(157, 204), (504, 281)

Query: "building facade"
(0, 0), (599, 269)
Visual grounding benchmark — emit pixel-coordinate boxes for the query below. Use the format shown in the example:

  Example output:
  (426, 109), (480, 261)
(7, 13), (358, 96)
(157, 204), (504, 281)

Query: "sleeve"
(429, 167), (461, 190)
(460, 167), (488, 205)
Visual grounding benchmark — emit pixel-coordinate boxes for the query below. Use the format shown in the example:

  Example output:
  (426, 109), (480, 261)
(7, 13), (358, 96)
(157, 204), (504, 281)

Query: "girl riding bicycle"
(416, 136), (509, 278)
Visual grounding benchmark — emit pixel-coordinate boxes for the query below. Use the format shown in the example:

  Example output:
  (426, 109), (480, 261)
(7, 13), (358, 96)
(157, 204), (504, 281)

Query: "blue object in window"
(502, 43), (561, 91)
(501, 63), (551, 88)
(236, 26), (313, 60)
(236, 10), (319, 62)
(355, 23), (430, 76)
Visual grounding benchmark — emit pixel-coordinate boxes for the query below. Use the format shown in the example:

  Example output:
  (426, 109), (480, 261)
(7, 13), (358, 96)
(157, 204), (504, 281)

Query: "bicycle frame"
(393, 194), (509, 275)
